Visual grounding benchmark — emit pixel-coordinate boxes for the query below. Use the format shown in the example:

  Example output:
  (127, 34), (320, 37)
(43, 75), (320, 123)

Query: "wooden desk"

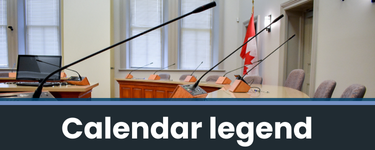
(0, 77), (68, 83)
(0, 77), (16, 82)
(0, 83), (99, 98)
(116, 79), (223, 98)
(207, 84), (309, 98)
(116, 79), (308, 98)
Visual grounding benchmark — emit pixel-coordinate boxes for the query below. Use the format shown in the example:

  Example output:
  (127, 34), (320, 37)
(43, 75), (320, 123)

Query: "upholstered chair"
(284, 69), (305, 91)
(243, 76), (263, 85)
(341, 84), (366, 98)
(313, 80), (336, 98)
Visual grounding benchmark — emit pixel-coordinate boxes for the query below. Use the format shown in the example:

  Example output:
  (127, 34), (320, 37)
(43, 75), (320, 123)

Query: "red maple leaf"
(244, 51), (255, 65)
(243, 66), (249, 75)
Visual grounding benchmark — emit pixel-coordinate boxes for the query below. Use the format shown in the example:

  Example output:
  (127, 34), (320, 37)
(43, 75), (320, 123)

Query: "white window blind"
(0, 0), (8, 67)
(180, 0), (213, 69)
(129, 0), (163, 68)
(26, 0), (60, 55)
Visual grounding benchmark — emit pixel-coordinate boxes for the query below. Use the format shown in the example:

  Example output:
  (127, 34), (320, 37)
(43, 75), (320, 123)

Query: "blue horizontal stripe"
(0, 98), (374, 105)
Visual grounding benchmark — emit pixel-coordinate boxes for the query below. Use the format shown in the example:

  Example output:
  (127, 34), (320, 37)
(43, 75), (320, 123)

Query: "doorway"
(279, 0), (317, 96)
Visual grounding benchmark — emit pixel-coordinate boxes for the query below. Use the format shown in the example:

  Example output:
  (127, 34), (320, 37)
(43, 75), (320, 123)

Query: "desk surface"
(0, 83), (99, 92)
(0, 77), (15, 81)
(0, 77), (69, 81)
(207, 84), (309, 98)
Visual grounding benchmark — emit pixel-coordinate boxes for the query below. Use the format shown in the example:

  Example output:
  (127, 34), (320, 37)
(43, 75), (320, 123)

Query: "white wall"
(63, 0), (111, 98)
(315, 0), (375, 98)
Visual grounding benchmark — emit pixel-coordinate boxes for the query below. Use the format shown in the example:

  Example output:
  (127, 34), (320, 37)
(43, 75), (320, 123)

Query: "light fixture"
(265, 15), (272, 32)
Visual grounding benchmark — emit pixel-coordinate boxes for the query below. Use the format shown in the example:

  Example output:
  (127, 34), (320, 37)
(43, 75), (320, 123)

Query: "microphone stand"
(32, 1), (217, 98)
(240, 35), (296, 81)
(129, 62), (153, 75)
(222, 59), (262, 77)
(183, 61), (203, 82)
(149, 63), (175, 80)
(153, 63), (176, 74)
(125, 62), (153, 79)
(191, 61), (203, 76)
(36, 59), (83, 81)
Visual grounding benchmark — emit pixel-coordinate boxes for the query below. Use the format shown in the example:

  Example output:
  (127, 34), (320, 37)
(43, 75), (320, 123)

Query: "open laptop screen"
(16, 55), (62, 81)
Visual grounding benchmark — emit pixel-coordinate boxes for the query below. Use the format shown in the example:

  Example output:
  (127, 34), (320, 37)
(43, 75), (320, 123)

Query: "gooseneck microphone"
(222, 59), (262, 77)
(239, 34), (296, 81)
(191, 1), (217, 13)
(129, 62), (153, 75)
(36, 59), (83, 81)
(153, 63), (176, 74)
(32, 1), (216, 98)
(190, 14), (285, 90)
(191, 61), (204, 76)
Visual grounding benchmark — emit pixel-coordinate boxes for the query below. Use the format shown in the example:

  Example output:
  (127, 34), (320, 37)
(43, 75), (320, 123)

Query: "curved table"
(207, 84), (309, 98)
(116, 79), (309, 98)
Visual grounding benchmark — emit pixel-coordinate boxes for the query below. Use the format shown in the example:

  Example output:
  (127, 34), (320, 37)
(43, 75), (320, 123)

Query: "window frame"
(1, 0), (18, 70)
(117, 0), (222, 71)
(177, 0), (217, 70)
(0, 0), (61, 70)
(125, 0), (167, 69)
(23, 0), (62, 55)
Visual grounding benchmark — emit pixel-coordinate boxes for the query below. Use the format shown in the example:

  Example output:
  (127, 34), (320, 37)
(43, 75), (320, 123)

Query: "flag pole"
(252, 0), (254, 14)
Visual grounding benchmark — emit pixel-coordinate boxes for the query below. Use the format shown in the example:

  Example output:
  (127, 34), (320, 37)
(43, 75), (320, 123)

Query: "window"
(0, 0), (8, 67)
(179, 0), (213, 69)
(129, 0), (163, 68)
(25, 0), (60, 55)
(117, 0), (219, 70)
(0, 0), (61, 69)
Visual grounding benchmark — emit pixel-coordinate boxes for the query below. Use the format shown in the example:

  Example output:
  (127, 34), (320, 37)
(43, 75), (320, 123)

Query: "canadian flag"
(240, 13), (259, 76)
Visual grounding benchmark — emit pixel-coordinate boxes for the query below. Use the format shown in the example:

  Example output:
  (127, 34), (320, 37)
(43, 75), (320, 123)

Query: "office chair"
(284, 69), (305, 91)
(0, 73), (9, 77)
(313, 80), (336, 98)
(205, 75), (220, 82)
(341, 84), (366, 98)
(179, 74), (189, 81)
(243, 76), (263, 85)
(159, 73), (171, 80)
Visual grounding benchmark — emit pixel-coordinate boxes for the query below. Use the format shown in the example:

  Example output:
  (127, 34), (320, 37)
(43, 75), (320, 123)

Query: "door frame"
(278, 0), (319, 97)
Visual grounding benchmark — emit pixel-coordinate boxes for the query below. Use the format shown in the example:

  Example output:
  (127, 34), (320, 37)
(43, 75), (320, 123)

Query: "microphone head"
(290, 34), (296, 39)
(191, 1), (217, 14)
(271, 14), (284, 24)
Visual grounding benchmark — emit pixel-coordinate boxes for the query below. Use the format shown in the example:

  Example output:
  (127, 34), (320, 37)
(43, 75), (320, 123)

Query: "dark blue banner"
(0, 103), (374, 149)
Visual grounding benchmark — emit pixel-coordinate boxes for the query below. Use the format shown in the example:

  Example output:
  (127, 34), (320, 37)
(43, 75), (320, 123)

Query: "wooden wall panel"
(132, 88), (143, 98)
(120, 87), (131, 98)
(144, 89), (154, 98)
(155, 90), (166, 98)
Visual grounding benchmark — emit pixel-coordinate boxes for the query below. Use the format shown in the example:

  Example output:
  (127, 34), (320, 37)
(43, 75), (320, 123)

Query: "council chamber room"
(0, 0), (373, 99)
